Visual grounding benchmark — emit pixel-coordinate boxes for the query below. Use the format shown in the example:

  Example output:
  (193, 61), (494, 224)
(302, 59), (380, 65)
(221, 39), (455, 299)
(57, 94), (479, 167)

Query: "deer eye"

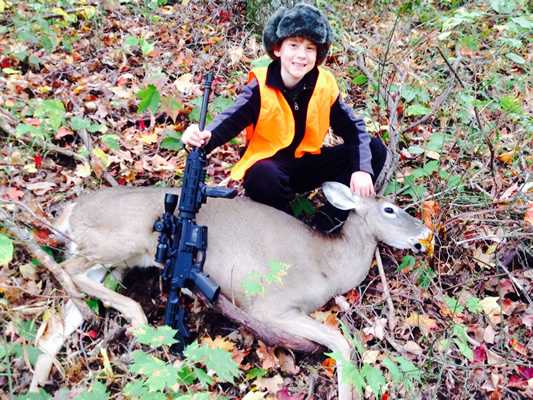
(384, 207), (395, 214)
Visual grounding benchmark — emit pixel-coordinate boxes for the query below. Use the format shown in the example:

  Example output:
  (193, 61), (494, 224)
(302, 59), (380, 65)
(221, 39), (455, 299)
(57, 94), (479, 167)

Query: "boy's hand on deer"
(350, 171), (375, 197)
(182, 124), (212, 147)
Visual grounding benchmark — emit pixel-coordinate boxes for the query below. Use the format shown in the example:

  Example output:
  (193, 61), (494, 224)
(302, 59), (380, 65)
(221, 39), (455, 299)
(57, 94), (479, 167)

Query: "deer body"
(47, 182), (432, 400)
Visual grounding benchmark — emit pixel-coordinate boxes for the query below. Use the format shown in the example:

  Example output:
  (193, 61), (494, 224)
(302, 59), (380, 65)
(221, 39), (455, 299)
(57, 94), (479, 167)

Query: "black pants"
(242, 137), (388, 214)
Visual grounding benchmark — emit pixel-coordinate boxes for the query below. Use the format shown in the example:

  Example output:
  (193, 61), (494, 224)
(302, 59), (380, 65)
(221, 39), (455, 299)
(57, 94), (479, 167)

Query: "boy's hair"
(263, 3), (332, 65)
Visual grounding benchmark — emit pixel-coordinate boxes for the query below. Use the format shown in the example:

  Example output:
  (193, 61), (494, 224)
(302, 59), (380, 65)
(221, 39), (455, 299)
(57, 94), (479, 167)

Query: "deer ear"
(322, 181), (360, 210)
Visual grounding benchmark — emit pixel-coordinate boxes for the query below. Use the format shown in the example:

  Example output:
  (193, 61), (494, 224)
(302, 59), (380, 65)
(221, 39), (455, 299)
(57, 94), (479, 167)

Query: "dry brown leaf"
(525, 202), (533, 226)
(276, 348), (299, 374)
(256, 341), (278, 370)
(404, 312), (439, 336)
(403, 340), (423, 355)
(422, 200), (440, 230)
(201, 336), (235, 352)
(255, 374), (283, 394)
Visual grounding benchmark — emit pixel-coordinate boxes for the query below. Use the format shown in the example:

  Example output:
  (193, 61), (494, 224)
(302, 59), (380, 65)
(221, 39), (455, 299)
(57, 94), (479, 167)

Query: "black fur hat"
(263, 3), (332, 65)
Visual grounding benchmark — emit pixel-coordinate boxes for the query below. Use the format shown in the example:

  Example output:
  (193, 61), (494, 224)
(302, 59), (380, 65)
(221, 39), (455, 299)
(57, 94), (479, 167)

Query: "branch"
(375, 247), (396, 330)
(0, 207), (94, 321)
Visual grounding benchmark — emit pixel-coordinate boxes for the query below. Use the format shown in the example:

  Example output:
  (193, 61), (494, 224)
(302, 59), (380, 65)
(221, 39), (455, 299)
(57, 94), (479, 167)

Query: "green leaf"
(416, 266), (435, 289)
(452, 324), (469, 342)
(398, 255), (416, 271)
(0, 234), (14, 266)
(401, 86), (418, 103)
(499, 95), (522, 114)
(183, 341), (240, 383)
(341, 361), (365, 394)
(14, 389), (52, 400)
(71, 116), (91, 131)
(444, 296), (465, 314)
(86, 298), (100, 314)
(382, 357), (402, 383)
(395, 356), (421, 382)
(129, 351), (179, 392)
(251, 56), (271, 68)
(139, 38), (154, 56)
(352, 74), (368, 86)
(123, 380), (167, 400)
(361, 364), (386, 396)
(246, 367), (268, 380)
(290, 195), (315, 217)
(426, 133), (449, 152)
(423, 160), (439, 175)
(192, 366), (213, 387)
(466, 297), (482, 314)
(35, 99), (65, 130)
(453, 338), (473, 361)
(242, 271), (265, 297)
(212, 96), (234, 113)
(160, 137), (182, 151)
(124, 35), (139, 48)
(265, 261), (290, 284)
(489, 0), (517, 14)
(137, 84), (160, 114)
(405, 104), (431, 117)
(132, 324), (178, 348)
(16, 319), (37, 341)
(87, 123), (106, 133)
(506, 52), (526, 65)
(73, 382), (109, 400)
(101, 134), (120, 151)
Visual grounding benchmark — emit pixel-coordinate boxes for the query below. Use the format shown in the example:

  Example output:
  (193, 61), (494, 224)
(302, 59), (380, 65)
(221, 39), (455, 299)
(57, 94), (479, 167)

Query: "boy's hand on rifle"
(350, 171), (375, 197)
(182, 124), (212, 148)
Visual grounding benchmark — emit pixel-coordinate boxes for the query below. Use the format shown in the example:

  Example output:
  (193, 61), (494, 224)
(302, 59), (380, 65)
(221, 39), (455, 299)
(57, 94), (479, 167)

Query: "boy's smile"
(274, 36), (317, 89)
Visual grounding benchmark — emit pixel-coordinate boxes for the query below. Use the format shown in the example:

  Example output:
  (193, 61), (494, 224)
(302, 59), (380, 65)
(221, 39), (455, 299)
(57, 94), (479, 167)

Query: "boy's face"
(274, 36), (317, 88)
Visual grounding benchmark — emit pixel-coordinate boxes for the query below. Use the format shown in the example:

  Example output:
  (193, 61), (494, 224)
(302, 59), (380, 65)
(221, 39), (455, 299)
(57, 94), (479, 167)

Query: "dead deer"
(33, 181), (432, 399)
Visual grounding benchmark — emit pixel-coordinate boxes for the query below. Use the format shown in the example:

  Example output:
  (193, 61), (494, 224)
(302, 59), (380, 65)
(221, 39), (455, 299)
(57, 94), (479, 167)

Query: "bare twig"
(374, 248), (396, 331)
(0, 208), (94, 321)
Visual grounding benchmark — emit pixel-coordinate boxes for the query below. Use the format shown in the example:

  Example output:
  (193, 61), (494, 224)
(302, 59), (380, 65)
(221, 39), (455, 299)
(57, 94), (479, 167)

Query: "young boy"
(182, 3), (387, 233)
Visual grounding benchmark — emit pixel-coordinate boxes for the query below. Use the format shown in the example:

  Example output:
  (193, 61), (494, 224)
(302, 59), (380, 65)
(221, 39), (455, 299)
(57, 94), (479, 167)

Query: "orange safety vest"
(230, 66), (340, 180)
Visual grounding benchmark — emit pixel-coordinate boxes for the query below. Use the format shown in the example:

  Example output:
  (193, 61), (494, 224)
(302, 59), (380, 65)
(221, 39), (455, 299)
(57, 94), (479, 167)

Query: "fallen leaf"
(508, 375), (528, 390)
(256, 341), (278, 370)
(479, 297), (501, 324)
(276, 388), (304, 400)
(403, 340), (423, 355)
(497, 151), (514, 165)
(509, 338), (528, 356)
(525, 202), (533, 226)
(26, 181), (57, 195)
(422, 200), (440, 230)
(362, 318), (387, 340)
(404, 312), (439, 336)
(201, 336), (235, 352)
(362, 350), (380, 364)
(483, 325), (497, 344)
(174, 73), (197, 95)
(255, 374), (283, 394)
(242, 391), (267, 400)
(321, 357), (336, 378)
(277, 348), (299, 374)
(473, 345), (487, 364)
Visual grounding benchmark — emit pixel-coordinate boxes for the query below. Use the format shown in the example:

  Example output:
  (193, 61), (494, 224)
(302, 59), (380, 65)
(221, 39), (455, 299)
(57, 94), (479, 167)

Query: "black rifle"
(153, 73), (237, 353)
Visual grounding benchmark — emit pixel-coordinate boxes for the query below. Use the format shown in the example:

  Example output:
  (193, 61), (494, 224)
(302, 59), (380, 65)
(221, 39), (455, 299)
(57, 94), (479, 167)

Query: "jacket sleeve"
(330, 96), (373, 176)
(203, 79), (260, 154)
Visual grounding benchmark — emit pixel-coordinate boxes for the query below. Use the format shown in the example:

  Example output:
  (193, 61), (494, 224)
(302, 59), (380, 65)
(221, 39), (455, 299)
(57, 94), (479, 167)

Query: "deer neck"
(325, 211), (377, 295)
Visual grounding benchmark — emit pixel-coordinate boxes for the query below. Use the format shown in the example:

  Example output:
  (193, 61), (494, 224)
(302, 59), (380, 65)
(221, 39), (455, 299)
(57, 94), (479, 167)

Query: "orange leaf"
(422, 200), (440, 230)
(256, 341), (278, 370)
(497, 151), (514, 165)
(509, 338), (528, 356)
(321, 357), (336, 378)
(404, 312), (439, 336)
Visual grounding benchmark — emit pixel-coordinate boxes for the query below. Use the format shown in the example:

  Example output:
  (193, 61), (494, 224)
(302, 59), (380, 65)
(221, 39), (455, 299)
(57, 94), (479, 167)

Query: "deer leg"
(266, 310), (356, 400)
(66, 258), (147, 327)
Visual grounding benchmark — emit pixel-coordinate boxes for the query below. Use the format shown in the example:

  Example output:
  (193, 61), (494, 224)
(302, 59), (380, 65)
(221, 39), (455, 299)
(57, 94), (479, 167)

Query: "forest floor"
(0, 1), (531, 399)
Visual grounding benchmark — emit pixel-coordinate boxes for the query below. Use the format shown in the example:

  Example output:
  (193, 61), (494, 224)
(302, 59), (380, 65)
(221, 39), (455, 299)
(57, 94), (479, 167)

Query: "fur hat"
(263, 3), (332, 65)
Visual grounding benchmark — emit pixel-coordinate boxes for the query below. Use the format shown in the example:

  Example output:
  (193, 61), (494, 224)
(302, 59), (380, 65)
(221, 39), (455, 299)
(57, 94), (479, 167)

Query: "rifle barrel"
(198, 72), (213, 132)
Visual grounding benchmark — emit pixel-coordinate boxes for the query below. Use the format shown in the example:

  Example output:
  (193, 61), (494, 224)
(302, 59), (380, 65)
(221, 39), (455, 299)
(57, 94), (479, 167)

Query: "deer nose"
(414, 243), (422, 252)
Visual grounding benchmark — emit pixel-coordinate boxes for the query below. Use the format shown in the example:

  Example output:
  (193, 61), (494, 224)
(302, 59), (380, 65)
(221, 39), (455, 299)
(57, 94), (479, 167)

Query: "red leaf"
(87, 330), (98, 339)
(0, 57), (12, 68)
(517, 366), (533, 380)
(218, 10), (231, 23)
(473, 345), (487, 363)
(276, 388), (304, 400)
(507, 375), (527, 389)
(138, 119), (146, 130)
(381, 392), (390, 400)
(34, 153), (42, 169)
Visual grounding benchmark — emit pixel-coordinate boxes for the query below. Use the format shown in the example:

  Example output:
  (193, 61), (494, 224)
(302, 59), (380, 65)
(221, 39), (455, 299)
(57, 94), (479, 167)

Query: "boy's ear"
(273, 45), (281, 58)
